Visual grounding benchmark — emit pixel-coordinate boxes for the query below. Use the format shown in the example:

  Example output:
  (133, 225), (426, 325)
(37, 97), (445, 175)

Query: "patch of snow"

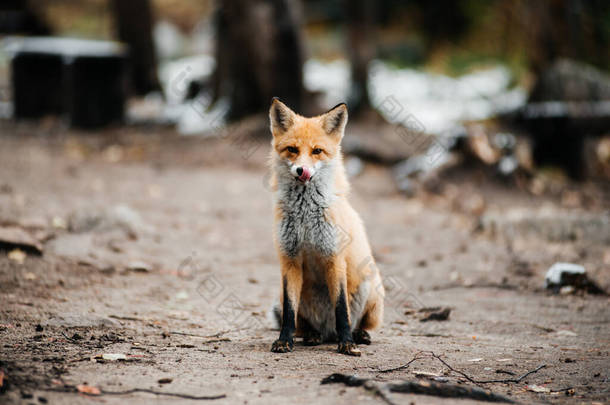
(303, 59), (526, 135)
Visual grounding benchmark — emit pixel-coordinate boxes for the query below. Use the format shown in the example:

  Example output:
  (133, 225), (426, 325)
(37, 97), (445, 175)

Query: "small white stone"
(544, 262), (585, 287)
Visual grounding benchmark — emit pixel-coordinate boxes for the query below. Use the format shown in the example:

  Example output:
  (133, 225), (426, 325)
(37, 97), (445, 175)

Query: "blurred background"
(1, 0), (609, 181)
(0, 1), (608, 257)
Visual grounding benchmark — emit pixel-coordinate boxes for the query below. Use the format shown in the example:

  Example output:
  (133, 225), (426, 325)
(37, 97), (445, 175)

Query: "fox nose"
(296, 167), (303, 176)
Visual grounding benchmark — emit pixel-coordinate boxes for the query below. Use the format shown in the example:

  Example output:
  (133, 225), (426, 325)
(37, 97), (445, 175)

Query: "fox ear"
(321, 103), (348, 137)
(269, 98), (296, 135)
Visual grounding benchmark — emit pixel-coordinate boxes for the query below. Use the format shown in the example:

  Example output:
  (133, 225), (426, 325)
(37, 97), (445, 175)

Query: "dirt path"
(0, 124), (608, 404)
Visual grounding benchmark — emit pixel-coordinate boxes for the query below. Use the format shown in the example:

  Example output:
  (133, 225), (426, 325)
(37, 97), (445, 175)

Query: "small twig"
(60, 332), (83, 344)
(431, 282), (518, 292)
(322, 373), (515, 403)
(109, 315), (143, 322)
(430, 352), (546, 385)
(429, 352), (480, 385)
(321, 374), (397, 405)
(200, 338), (230, 344)
(168, 331), (231, 344)
(377, 351), (426, 373)
(474, 364), (547, 384)
(169, 329), (235, 339)
(378, 351), (546, 387)
(101, 388), (226, 400)
(40, 385), (225, 400)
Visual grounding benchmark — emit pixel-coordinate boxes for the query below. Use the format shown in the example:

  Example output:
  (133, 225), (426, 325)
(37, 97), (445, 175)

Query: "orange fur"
(269, 99), (384, 353)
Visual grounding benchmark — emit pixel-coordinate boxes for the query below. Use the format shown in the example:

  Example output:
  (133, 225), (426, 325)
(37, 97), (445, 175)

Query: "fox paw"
(352, 329), (371, 345)
(337, 341), (361, 356)
(271, 339), (294, 353)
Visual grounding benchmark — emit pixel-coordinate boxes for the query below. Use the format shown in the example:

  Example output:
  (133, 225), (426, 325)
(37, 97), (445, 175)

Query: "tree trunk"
(344, 0), (375, 117)
(0, 0), (51, 35)
(111, 0), (160, 95)
(212, 0), (305, 120)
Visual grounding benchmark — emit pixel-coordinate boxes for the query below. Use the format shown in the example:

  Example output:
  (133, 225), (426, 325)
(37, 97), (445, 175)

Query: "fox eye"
(312, 148), (323, 155)
(286, 146), (299, 154)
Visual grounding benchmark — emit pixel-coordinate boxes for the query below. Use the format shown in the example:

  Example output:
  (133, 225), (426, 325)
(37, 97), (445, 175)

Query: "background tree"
(343, 0), (376, 118)
(111, 0), (161, 95)
(212, 0), (306, 120)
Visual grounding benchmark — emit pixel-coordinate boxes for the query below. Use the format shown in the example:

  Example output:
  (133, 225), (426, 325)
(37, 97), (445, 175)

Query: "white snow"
(304, 58), (527, 135)
(153, 57), (526, 136)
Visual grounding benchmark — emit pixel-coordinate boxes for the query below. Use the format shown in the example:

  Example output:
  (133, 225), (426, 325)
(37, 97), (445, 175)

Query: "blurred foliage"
(36, 0), (112, 39)
(25, 0), (610, 84)
(151, 0), (214, 32)
(304, 0), (609, 82)
(32, 0), (213, 39)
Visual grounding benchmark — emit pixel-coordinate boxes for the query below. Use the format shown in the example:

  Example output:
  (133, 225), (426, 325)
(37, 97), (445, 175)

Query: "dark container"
(9, 37), (128, 129)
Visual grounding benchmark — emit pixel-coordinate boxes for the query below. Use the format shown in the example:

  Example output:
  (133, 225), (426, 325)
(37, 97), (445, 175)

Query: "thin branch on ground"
(377, 351), (426, 373)
(109, 315), (143, 321)
(41, 385), (225, 400)
(431, 282), (519, 291)
(474, 364), (547, 384)
(429, 352), (546, 384)
(428, 352), (481, 384)
(376, 351), (546, 388)
(322, 373), (515, 404)
(101, 388), (226, 400)
(168, 331), (231, 344)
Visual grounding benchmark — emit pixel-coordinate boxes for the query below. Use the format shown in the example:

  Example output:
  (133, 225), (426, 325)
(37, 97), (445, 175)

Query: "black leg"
(335, 287), (361, 356)
(271, 278), (296, 353)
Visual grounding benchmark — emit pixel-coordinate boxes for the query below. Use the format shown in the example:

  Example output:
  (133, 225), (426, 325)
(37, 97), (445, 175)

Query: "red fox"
(268, 98), (384, 356)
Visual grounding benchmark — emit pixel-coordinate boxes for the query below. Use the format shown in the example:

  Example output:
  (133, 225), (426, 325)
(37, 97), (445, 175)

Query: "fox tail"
(267, 301), (281, 330)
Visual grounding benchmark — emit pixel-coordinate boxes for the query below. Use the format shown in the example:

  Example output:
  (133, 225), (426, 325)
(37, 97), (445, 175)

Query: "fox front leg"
(327, 260), (361, 356)
(271, 259), (302, 353)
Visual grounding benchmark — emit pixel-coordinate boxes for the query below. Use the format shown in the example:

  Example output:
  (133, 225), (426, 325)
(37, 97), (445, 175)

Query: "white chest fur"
(275, 160), (338, 258)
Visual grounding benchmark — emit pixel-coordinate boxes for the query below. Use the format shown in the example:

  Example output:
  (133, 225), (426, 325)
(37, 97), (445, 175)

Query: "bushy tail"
(267, 301), (281, 330)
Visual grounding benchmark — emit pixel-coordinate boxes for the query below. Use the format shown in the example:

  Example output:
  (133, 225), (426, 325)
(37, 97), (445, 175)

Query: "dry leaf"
(8, 249), (26, 264)
(527, 384), (550, 393)
(77, 385), (101, 395)
(101, 353), (127, 361)
(0, 226), (43, 253)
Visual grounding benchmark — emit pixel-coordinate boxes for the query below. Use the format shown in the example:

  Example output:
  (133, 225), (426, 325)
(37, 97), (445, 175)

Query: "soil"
(0, 121), (608, 404)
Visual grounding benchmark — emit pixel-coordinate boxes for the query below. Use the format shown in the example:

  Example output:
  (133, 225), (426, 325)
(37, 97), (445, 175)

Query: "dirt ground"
(0, 121), (608, 405)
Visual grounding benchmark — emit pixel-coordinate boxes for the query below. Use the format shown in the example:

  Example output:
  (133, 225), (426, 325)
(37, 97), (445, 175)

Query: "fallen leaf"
(127, 261), (152, 273)
(419, 307), (451, 322)
(148, 184), (164, 199)
(8, 249), (26, 264)
(527, 384), (550, 393)
(52, 217), (67, 229)
(77, 385), (101, 395)
(412, 371), (440, 378)
(0, 370), (5, 388)
(175, 291), (189, 300)
(556, 330), (578, 337)
(24, 272), (36, 280)
(101, 353), (127, 361)
(0, 227), (43, 253)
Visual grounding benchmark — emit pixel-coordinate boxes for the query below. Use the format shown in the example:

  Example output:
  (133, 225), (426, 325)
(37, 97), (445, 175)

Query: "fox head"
(269, 98), (348, 183)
